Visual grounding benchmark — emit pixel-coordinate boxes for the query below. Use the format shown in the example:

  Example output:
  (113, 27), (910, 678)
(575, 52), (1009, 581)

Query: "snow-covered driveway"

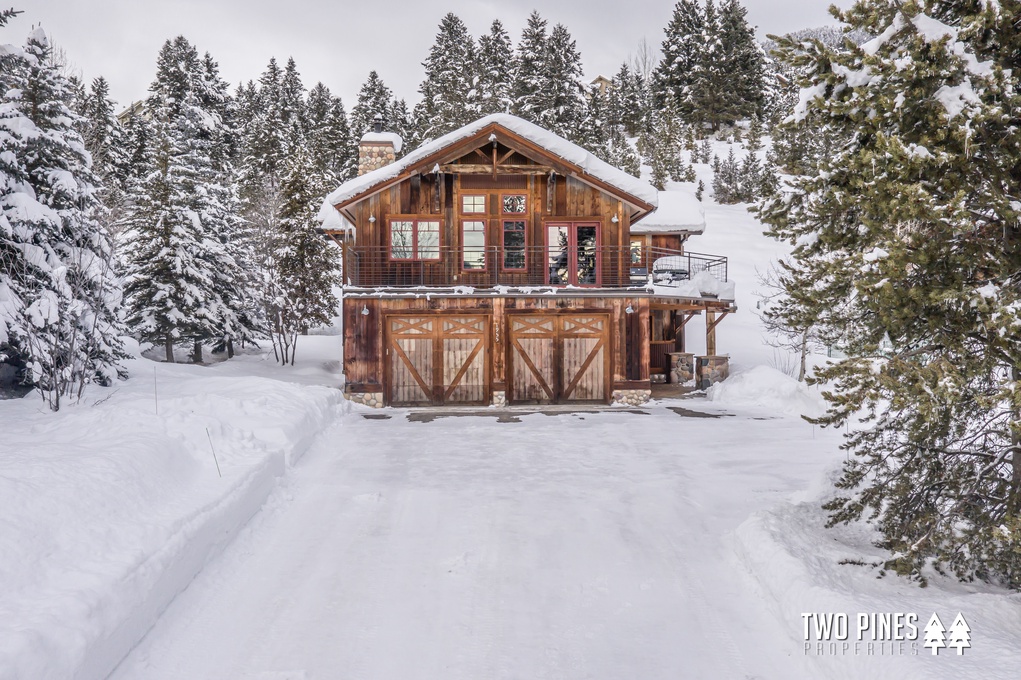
(110, 401), (836, 679)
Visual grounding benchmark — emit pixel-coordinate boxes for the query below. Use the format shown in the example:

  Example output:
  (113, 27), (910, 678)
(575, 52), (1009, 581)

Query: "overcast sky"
(21, 0), (842, 110)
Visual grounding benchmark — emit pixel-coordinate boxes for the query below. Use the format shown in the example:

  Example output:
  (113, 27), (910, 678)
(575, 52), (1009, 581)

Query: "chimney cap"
(372, 113), (383, 134)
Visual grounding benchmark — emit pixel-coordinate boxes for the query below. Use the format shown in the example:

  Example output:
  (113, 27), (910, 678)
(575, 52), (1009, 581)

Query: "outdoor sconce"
(369, 215), (376, 223)
(361, 305), (370, 316)
(611, 214), (619, 223)
(625, 304), (634, 314)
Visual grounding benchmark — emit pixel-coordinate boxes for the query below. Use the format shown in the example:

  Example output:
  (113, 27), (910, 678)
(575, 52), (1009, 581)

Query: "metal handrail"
(343, 245), (728, 289)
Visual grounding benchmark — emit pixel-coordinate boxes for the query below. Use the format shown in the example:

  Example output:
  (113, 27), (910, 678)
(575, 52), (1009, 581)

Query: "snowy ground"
(4, 144), (1021, 679)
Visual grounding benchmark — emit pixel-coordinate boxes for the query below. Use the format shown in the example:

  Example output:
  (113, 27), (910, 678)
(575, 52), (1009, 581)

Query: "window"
(546, 222), (600, 285)
(461, 194), (486, 214)
(462, 220), (486, 270)
(502, 194), (526, 214)
(503, 220), (526, 270)
(389, 219), (440, 260)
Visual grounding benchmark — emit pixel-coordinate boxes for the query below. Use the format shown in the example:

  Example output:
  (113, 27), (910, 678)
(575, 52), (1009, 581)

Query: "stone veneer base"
(611, 389), (652, 407)
(345, 391), (384, 408)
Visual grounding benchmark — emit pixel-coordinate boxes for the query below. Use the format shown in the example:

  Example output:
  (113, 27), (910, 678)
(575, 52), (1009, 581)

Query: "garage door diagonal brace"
(442, 338), (485, 401)
(511, 338), (555, 400)
(391, 340), (433, 399)
(561, 337), (606, 400)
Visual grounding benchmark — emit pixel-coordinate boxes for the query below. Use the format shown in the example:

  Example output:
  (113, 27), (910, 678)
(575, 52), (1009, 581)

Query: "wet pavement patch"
(361, 414), (392, 420)
(667, 406), (734, 419)
(406, 409), (650, 424)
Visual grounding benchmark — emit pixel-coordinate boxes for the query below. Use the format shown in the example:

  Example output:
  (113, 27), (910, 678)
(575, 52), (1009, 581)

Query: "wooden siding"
(343, 295), (650, 404)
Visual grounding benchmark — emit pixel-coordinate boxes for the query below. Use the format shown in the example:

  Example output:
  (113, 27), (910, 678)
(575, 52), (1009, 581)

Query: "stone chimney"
(358, 113), (403, 176)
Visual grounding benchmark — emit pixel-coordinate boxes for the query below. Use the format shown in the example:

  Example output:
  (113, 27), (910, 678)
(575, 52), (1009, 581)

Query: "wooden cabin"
(319, 114), (735, 408)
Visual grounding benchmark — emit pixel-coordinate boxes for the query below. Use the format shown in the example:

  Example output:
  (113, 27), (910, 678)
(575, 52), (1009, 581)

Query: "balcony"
(342, 245), (728, 292)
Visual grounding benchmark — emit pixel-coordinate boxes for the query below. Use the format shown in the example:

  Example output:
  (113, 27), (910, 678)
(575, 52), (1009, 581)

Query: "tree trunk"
(192, 340), (203, 364)
(165, 336), (175, 363)
(1010, 366), (1021, 515)
(798, 331), (808, 382)
(226, 338), (235, 359)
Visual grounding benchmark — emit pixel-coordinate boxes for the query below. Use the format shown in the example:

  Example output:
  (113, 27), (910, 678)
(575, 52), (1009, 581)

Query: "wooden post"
(706, 310), (717, 357)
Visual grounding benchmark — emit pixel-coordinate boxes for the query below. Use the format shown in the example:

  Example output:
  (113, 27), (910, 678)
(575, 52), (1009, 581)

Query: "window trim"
(387, 215), (443, 262)
(459, 193), (487, 215)
(501, 218), (528, 272)
(543, 221), (602, 286)
(460, 218), (488, 272)
(499, 191), (528, 216)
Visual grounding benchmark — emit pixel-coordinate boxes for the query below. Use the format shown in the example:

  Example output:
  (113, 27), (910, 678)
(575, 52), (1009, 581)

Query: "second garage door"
(508, 313), (610, 404)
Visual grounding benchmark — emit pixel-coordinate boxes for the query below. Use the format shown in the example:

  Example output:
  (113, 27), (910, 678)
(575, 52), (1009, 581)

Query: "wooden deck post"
(705, 311), (716, 356)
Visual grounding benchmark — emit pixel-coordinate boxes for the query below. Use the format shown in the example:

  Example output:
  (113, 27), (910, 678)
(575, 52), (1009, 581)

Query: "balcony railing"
(342, 245), (728, 290)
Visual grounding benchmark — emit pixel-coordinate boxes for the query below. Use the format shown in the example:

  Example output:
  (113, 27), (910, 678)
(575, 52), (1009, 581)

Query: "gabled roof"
(318, 114), (658, 228)
(630, 191), (706, 235)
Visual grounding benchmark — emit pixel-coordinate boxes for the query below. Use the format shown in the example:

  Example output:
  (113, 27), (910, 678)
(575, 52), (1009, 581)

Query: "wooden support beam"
(706, 311), (729, 334)
(439, 163), (554, 175)
(706, 310), (717, 357)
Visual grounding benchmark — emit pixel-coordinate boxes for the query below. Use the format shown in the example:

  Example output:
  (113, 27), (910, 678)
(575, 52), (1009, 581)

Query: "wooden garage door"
(509, 313), (609, 404)
(387, 315), (489, 406)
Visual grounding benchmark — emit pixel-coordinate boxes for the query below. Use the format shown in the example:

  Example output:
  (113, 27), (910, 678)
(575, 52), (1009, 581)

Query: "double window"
(389, 218), (440, 260)
(458, 193), (529, 271)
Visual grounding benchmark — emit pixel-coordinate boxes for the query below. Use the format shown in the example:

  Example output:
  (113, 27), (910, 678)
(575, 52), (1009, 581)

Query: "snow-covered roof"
(630, 191), (705, 234)
(359, 131), (404, 153)
(319, 114), (658, 226)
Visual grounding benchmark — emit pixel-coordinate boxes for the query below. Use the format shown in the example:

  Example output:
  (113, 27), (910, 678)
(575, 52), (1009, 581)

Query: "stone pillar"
(668, 352), (695, 384)
(695, 355), (729, 390)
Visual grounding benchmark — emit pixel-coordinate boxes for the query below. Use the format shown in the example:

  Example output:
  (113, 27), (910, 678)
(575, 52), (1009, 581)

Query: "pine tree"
(541, 23), (587, 139)
(760, 0), (1021, 586)
(350, 70), (394, 137)
(416, 13), (479, 139)
(511, 11), (549, 125)
(78, 76), (130, 235)
(652, 0), (703, 109)
(476, 20), (515, 115)
(124, 41), (253, 363)
(2, 27), (125, 408)
(306, 83), (355, 183)
(266, 145), (340, 364)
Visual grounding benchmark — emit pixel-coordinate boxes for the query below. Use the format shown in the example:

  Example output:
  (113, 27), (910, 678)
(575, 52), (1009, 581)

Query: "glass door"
(546, 222), (600, 286)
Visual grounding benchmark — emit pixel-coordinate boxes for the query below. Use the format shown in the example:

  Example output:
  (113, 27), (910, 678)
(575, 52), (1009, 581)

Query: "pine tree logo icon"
(923, 612), (946, 655)
(947, 613), (971, 655)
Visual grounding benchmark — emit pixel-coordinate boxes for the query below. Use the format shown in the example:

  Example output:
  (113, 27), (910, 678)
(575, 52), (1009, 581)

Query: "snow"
(0, 336), (345, 680)
(708, 365), (827, 418)
(322, 114), (660, 214)
(934, 82), (982, 119)
(632, 189), (705, 234)
(359, 130), (404, 153)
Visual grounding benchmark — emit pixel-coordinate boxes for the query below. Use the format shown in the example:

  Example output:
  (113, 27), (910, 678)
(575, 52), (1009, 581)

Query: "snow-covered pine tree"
(77, 76), (130, 237)
(511, 11), (548, 126)
(652, 0), (703, 110)
(306, 82), (355, 183)
(540, 23), (587, 140)
(266, 144), (340, 364)
(387, 98), (413, 154)
(415, 13), (479, 140)
(759, 0), (1021, 586)
(279, 57), (306, 145)
(350, 70), (394, 137)
(123, 41), (252, 363)
(711, 145), (740, 202)
(717, 0), (766, 119)
(4, 28), (125, 408)
(609, 63), (647, 137)
(476, 19), (514, 115)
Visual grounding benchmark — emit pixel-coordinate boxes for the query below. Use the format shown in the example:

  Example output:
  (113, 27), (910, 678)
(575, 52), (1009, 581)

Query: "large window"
(389, 218), (440, 260)
(461, 220), (487, 270)
(500, 193), (527, 270)
(546, 222), (599, 285)
(502, 220), (526, 270)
